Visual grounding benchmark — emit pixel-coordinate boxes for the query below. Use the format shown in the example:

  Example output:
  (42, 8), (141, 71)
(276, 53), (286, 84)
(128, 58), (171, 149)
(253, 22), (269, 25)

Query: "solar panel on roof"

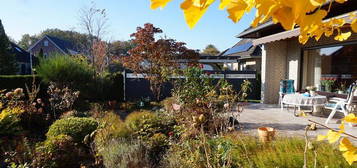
(223, 42), (253, 56)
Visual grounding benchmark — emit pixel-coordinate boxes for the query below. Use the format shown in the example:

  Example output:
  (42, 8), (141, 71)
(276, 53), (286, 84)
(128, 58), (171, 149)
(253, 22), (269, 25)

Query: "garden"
(0, 3), (357, 166)
(1, 61), (353, 167)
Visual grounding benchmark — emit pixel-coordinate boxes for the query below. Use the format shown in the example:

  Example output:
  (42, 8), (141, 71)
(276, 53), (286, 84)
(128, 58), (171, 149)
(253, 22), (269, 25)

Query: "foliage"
(317, 113), (357, 165)
(97, 139), (151, 168)
(121, 23), (199, 100)
(173, 67), (214, 106)
(94, 112), (131, 154)
(1, 137), (34, 168)
(321, 78), (336, 91)
(0, 86), (50, 136)
(0, 19), (18, 75)
(86, 72), (124, 101)
(47, 82), (80, 117)
(125, 110), (176, 140)
(201, 44), (220, 56)
(150, 0), (357, 44)
(92, 40), (109, 74)
(46, 117), (98, 142)
(110, 40), (136, 57)
(94, 111), (175, 167)
(32, 134), (91, 168)
(0, 75), (45, 95)
(36, 54), (95, 89)
(0, 107), (24, 137)
(161, 133), (351, 168)
(171, 67), (245, 136)
(0, 88), (26, 137)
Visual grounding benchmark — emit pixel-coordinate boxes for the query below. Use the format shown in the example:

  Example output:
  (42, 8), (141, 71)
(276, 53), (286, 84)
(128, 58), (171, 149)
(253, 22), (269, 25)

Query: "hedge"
(0, 75), (48, 98)
(0, 74), (124, 101)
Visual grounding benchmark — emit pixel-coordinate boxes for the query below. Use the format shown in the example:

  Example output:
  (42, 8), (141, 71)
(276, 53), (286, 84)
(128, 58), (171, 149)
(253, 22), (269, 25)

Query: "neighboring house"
(9, 42), (36, 75)
(198, 53), (240, 71)
(236, 1), (357, 104)
(28, 35), (79, 57)
(220, 39), (262, 71)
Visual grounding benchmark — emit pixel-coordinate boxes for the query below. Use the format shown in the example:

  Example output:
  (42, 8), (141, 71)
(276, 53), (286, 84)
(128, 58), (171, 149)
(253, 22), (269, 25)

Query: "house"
(9, 42), (36, 75)
(236, 1), (357, 104)
(28, 35), (79, 57)
(220, 39), (262, 71)
(198, 53), (240, 71)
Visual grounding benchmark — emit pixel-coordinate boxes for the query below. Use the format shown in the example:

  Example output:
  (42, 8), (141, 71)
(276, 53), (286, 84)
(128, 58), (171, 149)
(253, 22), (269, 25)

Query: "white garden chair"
(324, 83), (357, 126)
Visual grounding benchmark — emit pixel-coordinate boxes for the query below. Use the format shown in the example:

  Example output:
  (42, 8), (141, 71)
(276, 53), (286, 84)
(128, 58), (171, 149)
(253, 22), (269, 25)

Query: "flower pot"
(258, 127), (276, 143)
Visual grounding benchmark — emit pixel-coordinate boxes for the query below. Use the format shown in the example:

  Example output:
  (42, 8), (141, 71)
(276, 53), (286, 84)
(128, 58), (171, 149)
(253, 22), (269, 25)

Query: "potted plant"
(321, 78), (336, 92)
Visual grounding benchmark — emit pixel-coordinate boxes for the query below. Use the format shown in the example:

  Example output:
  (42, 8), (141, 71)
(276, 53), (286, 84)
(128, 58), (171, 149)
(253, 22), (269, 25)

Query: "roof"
(28, 35), (79, 55)
(251, 12), (354, 45)
(10, 42), (36, 63)
(45, 35), (79, 55)
(220, 39), (261, 58)
(237, 1), (357, 39)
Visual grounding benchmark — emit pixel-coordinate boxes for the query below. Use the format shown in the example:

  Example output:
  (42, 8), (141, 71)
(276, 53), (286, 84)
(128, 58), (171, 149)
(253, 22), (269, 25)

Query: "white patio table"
(281, 93), (327, 116)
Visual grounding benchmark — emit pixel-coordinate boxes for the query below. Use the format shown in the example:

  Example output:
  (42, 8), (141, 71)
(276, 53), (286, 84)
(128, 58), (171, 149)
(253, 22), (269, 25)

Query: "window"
(44, 40), (49, 46)
(303, 43), (357, 92)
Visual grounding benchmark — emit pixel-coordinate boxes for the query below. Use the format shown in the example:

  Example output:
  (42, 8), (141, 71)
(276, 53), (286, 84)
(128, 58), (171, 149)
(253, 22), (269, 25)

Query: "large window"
(303, 43), (357, 92)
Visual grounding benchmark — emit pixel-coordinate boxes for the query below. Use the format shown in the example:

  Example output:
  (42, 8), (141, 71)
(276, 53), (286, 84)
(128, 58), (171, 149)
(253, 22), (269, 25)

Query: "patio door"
(302, 42), (357, 93)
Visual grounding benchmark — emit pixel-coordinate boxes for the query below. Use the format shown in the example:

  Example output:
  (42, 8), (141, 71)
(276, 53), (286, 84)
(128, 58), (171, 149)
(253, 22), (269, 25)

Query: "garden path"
(237, 103), (357, 139)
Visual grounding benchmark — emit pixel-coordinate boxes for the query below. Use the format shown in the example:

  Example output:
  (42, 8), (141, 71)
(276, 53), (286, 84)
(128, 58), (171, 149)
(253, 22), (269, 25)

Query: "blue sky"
(0, 0), (255, 51)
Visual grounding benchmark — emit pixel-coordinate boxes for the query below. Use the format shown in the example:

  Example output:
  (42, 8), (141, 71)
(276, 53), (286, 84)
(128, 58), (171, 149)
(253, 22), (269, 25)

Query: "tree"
(78, 2), (109, 65)
(92, 40), (109, 74)
(150, 0), (357, 44)
(110, 40), (136, 57)
(201, 44), (220, 56)
(121, 23), (199, 101)
(0, 19), (17, 75)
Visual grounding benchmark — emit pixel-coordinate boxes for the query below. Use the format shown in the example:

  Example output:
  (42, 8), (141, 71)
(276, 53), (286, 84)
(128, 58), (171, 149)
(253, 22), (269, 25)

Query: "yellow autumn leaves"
(150, 0), (357, 44)
(317, 113), (357, 165)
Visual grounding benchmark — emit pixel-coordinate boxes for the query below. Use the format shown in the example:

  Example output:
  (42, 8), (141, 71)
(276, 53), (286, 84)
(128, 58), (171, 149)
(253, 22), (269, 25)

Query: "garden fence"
(123, 70), (261, 101)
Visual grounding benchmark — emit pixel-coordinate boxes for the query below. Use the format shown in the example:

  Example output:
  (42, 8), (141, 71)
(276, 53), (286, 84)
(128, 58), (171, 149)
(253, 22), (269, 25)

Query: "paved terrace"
(238, 103), (357, 138)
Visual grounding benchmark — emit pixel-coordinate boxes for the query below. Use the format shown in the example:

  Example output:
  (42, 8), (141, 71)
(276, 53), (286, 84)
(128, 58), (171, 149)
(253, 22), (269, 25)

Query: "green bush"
(0, 107), (24, 136)
(94, 112), (131, 154)
(33, 134), (89, 168)
(125, 110), (176, 140)
(36, 55), (124, 101)
(36, 55), (94, 88)
(46, 117), (98, 142)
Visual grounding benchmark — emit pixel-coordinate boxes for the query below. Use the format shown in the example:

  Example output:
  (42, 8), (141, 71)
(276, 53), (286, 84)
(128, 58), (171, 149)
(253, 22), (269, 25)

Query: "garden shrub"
(46, 117), (98, 142)
(98, 139), (150, 168)
(32, 134), (91, 168)
(124, 110), (176, 166)
(94, 112), (131, 154)
(36, 55), (124, 101)
(36, 55), (94, 88)
(125, 110), (176, 139)
(0, 107), (24, 136)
